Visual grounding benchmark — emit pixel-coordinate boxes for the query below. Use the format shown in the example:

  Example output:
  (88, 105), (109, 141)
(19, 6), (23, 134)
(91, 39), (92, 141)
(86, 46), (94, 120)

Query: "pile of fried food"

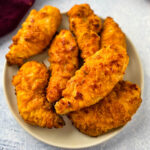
(6, 4), (142, 137)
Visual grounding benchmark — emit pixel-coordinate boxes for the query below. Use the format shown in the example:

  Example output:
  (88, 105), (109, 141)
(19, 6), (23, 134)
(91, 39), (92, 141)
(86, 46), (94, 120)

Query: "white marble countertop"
(0, 0), (150, 149)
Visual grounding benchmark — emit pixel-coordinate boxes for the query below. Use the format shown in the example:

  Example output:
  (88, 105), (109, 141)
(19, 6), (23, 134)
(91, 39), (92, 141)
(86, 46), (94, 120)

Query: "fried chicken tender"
(68, 81), (142, 137)
(6, 6), (61, 66)
(101, 17), (126, 48)
(12, 61), (65, 128)
(55, 45), (129, 114)
(68, 4), (102, 59)
(46, 30), (78, 103)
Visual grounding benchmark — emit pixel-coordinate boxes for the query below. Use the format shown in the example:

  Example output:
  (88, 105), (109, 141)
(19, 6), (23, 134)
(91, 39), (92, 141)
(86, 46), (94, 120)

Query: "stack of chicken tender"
(6, 4), (142, 137)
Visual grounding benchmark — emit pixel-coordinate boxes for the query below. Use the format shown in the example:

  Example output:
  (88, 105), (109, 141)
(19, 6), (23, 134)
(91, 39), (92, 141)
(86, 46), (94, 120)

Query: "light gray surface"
(0, 0), (149, 149)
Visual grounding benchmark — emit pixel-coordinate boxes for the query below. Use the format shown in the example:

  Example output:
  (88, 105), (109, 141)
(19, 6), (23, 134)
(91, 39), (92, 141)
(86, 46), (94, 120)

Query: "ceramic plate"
(3, 13), (144, 149)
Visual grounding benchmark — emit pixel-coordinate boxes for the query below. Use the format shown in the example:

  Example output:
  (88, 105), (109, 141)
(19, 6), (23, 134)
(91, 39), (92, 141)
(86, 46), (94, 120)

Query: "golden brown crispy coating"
(68, 4), (102, 59)
(101, 17), (126, 48)
(68, 81), (142, 137)
(46, 30), (78, 103)
(12, 61), (65, 128)
(55, 45), (129, 114)
(6, 6), (61, 66)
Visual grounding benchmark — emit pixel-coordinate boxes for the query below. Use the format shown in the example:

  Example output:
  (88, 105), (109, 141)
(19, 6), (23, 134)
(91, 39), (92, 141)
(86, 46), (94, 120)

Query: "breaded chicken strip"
(101, 17), (126, 48)
(46, 30), (78, 103)
(55, 45), (129, 114)
(12, 61), (65, 128)
(68, 81), (142, 137)
(68, 4), (102, 59)
(6, 6), (61, 66)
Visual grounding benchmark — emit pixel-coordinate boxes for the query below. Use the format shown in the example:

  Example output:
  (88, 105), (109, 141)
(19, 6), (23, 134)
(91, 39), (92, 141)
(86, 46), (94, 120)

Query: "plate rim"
(3, 31), (144, 149)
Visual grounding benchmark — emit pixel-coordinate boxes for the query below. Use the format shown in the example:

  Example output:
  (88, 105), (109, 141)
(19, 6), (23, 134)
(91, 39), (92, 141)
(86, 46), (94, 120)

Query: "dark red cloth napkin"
(0, 0), (35, 37)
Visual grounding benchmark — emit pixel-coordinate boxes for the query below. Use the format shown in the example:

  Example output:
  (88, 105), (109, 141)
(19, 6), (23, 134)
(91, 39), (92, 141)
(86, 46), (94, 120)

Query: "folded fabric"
(0, 0), (35, 37)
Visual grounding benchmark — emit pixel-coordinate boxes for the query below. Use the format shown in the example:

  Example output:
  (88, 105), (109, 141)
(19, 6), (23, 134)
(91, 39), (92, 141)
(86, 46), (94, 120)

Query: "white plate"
(3, 14), (144, 149)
